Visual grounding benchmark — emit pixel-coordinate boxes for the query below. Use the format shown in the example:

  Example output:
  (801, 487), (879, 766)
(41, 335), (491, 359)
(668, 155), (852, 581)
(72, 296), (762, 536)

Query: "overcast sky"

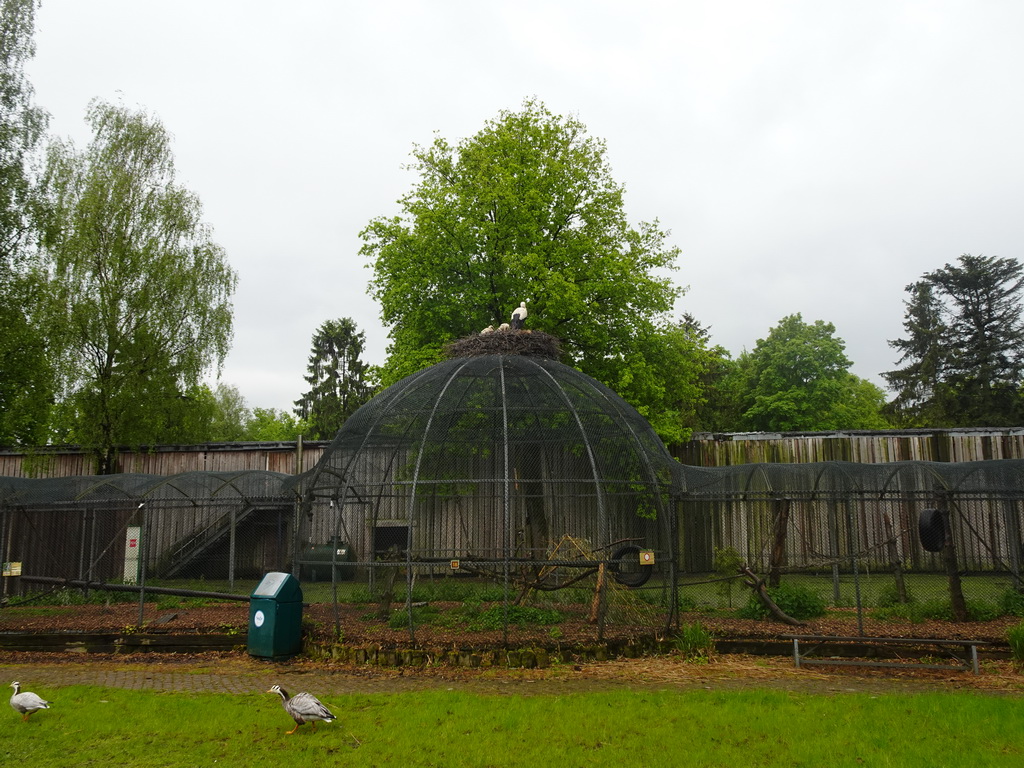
(26, 1), (1024, 414)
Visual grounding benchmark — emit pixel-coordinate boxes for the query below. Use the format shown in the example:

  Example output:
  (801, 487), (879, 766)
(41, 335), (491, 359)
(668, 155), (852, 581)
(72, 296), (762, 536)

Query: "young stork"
(268, 684), (336, 734)
(9, 681), (50, 722)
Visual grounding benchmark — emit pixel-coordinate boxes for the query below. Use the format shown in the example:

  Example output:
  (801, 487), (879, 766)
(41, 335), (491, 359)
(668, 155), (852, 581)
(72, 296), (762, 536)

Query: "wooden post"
(768, 498), (791, 588)
(939, 495), (968, 622)
(882, 507), (909, 603)
(588, 562), (607, 624)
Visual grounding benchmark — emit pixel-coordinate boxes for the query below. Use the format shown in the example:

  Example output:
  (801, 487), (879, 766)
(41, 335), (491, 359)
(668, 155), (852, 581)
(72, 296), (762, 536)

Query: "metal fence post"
(228, 508), (236, 589)
(137, 503), (147, 627)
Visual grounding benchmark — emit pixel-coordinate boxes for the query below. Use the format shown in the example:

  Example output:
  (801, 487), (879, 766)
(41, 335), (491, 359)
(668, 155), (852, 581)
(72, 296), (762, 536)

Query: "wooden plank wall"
(5, 428), (1024, 481)
(673, 428), (1024, 466)
(0, 441), (329, 479)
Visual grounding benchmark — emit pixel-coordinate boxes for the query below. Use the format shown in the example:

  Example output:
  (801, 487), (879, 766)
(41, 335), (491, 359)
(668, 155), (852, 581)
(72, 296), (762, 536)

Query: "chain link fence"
(1, 458), (1023, 647)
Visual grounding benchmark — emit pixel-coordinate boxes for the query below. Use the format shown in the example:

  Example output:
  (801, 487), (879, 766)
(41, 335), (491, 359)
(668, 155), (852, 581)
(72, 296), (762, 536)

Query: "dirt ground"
(0, 649), (1021, 698)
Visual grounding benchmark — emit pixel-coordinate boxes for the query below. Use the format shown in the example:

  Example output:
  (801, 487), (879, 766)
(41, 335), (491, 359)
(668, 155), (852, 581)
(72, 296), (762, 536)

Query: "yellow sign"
(640, 550), (655, 565)
(2, 562), (22, 577)
(450, 559), (460, 570)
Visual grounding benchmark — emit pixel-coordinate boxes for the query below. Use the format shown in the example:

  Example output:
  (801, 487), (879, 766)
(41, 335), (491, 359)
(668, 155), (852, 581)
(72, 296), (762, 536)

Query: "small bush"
(872, 598), (1000, 623)
(678, 592), (699, 612)
(388, 604), (439, 629)
(467, 605), (563, 631)
(25, 588), (136, 607)
(410, 579), (475, 603)
(998, 588), (1024, 618)
(873, 599), (951, 623)
(713, 547), (743, 609)
(967, 600), (1001, 622)
(673, 622), (714, 661)
(1007, 621), (1024, 664)
(736, 582), (827, 621)
(875, 583), (915, 609)
(348, 587), (373, 604)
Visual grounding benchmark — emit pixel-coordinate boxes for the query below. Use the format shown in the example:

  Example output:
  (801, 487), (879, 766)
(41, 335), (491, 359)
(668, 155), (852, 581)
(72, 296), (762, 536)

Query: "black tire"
(610, 546), (653, 588)
(919, 508), (946, 552)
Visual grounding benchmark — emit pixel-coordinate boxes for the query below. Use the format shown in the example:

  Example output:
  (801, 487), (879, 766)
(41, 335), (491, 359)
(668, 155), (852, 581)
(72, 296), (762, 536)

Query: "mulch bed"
(0, 601), (1016, 648)
(1, 601), (1022, 695)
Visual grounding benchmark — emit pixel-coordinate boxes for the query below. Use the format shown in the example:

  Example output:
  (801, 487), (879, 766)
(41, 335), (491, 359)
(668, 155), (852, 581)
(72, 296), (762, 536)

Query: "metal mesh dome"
(293, 354), (677, 572)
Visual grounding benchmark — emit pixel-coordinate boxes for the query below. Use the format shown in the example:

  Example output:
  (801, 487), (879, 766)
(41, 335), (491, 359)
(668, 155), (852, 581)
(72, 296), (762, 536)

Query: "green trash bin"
(248, 572), (303, 659)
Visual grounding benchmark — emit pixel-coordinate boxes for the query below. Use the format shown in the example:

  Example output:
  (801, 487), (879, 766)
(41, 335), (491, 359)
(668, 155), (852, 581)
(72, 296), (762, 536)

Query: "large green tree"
(0, 0), (51, 445)
(884, 254), (1024, 426)
(39, 100), (237, 472)
(882, 280), (951, 425)
(362, 98), (686, 439)
(739, 314), (888, 432)
(293, 317), (372, 440)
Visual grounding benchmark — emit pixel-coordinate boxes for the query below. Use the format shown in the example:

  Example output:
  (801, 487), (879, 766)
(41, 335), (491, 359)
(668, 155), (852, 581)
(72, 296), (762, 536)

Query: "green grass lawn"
(1, 685), (1021, 767)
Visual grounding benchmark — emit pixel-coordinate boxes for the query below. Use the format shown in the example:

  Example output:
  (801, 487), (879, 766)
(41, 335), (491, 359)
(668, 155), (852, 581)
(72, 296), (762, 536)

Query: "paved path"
(2, 653), (1023, 698)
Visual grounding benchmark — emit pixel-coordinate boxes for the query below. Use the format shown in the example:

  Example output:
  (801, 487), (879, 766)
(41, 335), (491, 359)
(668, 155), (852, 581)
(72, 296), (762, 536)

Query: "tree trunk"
(740, 566), (805, 626)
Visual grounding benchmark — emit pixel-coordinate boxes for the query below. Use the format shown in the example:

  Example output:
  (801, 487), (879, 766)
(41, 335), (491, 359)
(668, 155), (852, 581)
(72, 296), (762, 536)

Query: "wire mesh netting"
(2, 353), (1024, 647)
(287, 353), (680, 647)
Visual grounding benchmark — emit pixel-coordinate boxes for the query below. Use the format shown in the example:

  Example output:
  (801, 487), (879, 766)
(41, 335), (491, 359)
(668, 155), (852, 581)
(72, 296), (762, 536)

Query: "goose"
(268, 684), (336, 735)
(9, 681), (50, 722)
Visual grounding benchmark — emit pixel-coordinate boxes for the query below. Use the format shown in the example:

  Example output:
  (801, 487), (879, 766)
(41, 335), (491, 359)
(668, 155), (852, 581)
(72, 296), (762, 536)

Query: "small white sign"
(253, 609), (265, 628)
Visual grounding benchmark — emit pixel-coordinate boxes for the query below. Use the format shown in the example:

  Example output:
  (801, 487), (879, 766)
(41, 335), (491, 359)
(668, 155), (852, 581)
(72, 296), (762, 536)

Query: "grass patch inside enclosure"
(1, 685), (1020, 767)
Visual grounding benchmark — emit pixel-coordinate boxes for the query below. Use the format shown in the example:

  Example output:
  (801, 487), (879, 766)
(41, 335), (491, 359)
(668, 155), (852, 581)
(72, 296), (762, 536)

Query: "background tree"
(39, 100), (237, 472)
(205, 382), (249, 442)
(672, 314), (746, 434)
(0, 0), (52, 445)
(362, 98), (687, 440)
(739, 314), (888, 432)
(294, 317), (371, 440)
(884, 254), (1024, 427)
(883, 280), (951, 425)
(245, 407), (304, 442)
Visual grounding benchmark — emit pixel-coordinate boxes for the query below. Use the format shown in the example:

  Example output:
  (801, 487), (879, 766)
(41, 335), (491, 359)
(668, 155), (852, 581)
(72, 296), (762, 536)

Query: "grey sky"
(27, 1), (1024, 413)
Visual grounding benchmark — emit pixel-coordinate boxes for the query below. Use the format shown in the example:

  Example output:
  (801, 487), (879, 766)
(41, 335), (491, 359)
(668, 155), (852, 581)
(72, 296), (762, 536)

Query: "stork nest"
(444, 329), (563, 360)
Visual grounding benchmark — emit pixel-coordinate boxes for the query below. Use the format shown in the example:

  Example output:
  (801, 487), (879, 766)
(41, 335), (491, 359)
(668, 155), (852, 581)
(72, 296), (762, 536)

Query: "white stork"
(511, 301), (528, 330)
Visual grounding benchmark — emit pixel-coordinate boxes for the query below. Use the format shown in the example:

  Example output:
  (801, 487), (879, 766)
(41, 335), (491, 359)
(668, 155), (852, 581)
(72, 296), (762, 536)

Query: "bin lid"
(251, 571), (303, 601)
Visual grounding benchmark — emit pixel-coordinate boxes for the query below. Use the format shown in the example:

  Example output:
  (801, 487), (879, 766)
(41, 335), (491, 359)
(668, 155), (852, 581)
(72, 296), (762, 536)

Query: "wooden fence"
(672, 427), (1024, 466)
(5, 427), (1024, 480)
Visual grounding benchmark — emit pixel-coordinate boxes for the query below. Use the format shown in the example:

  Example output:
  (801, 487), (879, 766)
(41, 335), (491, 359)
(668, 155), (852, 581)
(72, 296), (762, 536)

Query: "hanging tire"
(610, 546), (653, 588)
(919, 508), (946, 552)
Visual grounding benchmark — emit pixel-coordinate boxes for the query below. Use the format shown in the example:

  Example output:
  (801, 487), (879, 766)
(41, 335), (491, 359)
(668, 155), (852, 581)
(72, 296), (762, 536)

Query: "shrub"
(678, 592), (699, 612)
(410, 580), (472, 603)
(24, 587), (136, 606)
(967, 600), (1001, 622)
(998, 588), (1024, 618)
(1008, 621), (1024, 664)
(875, 583), (915, 609)
(736, 582), (827, 621)
(466, 605), (563, 631)
(387, 604), (439, 629)
(673, 622), (714, 661)
(872, 598), (1000, 623)
(713, 547), (743, 609)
